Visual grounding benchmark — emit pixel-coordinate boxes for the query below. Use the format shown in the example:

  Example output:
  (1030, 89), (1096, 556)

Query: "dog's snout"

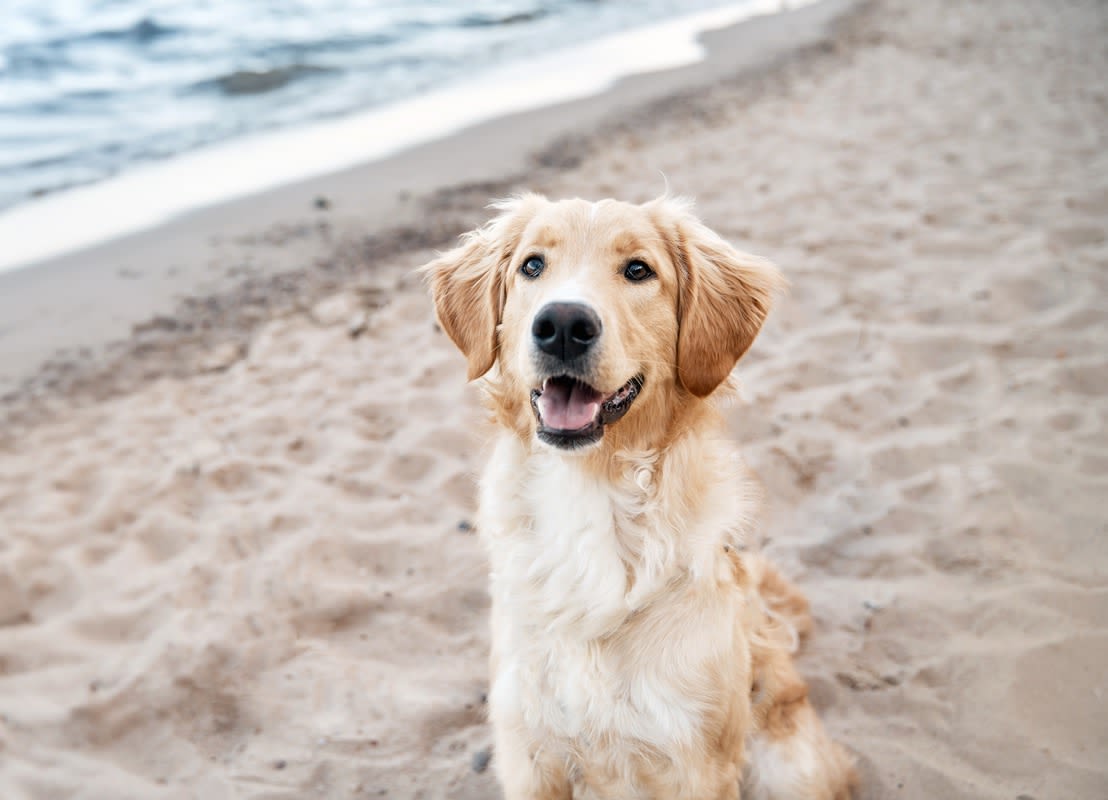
(532, 302), (601, 362)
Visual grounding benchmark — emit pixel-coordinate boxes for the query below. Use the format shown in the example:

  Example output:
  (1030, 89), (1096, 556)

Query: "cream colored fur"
(423, 194), (855, 799)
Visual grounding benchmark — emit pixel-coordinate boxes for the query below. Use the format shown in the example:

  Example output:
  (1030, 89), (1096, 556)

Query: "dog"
(423, 194), (855, 799)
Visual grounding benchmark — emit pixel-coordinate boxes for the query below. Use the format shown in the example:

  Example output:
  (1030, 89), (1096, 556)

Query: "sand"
(1, 0), (1107, 798)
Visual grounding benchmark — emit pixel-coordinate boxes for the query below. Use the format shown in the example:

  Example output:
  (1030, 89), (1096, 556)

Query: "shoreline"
(0, 0), (818, 274)
(0, 0), (855, 423)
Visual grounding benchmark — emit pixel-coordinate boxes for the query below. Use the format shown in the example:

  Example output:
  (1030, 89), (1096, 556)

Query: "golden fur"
(423, 195), (855, 799)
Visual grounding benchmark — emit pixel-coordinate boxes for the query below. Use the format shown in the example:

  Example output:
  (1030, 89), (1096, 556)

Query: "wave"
(200, 65), (335, 97)
(459, 10), (549, 27)
(82, 17), (178, 44)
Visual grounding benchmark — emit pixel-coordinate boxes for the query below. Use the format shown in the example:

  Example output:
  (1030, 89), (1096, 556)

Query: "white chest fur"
(479, 433), (754, 754)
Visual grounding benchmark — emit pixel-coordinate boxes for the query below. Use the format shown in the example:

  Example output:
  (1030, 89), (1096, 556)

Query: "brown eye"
(520, 255), (544, 278)
(624, 259), (654, 282)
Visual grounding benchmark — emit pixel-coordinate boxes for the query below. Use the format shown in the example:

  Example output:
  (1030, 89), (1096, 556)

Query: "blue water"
(0, 0), (738, 213)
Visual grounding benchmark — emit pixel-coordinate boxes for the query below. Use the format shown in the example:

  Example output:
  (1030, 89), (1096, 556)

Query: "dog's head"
(423, 194), (783, 453)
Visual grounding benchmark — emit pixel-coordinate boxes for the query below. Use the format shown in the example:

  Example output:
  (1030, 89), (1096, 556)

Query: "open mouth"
(530, 373), (644, 449)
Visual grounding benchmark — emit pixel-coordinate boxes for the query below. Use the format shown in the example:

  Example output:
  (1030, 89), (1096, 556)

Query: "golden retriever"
(422, 194), (855, 799)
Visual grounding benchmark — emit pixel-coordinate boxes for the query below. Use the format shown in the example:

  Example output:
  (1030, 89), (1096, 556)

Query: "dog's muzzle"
(527, 301), (642, 449)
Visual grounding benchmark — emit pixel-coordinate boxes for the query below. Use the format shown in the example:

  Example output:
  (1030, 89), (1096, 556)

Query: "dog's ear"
(421, 194), (543, 380)
(653, 199), (785, 397)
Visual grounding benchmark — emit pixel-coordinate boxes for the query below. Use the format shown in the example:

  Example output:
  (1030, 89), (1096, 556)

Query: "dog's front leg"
(492, 716), (573, 800)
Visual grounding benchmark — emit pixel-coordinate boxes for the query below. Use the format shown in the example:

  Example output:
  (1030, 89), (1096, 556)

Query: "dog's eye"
(624, 259), (654, 282)
(520, 255), (544, 279)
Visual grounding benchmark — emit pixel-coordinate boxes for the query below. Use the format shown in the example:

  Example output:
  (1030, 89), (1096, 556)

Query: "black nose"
(531, 302), (602, 362)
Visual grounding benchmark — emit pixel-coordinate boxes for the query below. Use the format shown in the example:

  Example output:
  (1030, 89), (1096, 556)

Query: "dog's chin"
(529, 373), (644, 451)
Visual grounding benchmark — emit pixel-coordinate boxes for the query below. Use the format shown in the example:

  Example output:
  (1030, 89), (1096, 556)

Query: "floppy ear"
(420, 195), (542, 380)
(656, 200), (785, 397)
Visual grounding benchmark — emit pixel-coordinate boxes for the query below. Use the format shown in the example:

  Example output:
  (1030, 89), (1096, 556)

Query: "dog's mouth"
(530, 373), (644, 449)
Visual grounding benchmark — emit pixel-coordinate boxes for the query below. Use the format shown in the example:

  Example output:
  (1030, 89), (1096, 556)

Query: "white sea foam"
(0, 0), (809, 273)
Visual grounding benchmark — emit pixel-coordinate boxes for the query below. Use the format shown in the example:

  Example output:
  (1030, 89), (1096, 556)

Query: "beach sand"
(1, 0), (1107, 798)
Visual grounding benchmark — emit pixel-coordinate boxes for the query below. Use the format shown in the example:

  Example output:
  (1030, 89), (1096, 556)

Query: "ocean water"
(0, 0), (805, 271)
(0, 0), (745, 213)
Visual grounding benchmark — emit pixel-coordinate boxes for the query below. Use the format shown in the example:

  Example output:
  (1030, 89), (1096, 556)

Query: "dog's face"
(498, 198), (677, 451)
(424, 194), (783, 453)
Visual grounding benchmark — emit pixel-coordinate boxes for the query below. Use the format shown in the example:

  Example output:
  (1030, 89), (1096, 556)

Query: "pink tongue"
(537, 381), (601, 431)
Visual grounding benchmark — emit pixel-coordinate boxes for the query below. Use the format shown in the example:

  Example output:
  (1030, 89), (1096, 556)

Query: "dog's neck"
(479, 402), (756, 639)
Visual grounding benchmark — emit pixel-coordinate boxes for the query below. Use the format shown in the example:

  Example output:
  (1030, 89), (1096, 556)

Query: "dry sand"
(2, 0), (1107, 798)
